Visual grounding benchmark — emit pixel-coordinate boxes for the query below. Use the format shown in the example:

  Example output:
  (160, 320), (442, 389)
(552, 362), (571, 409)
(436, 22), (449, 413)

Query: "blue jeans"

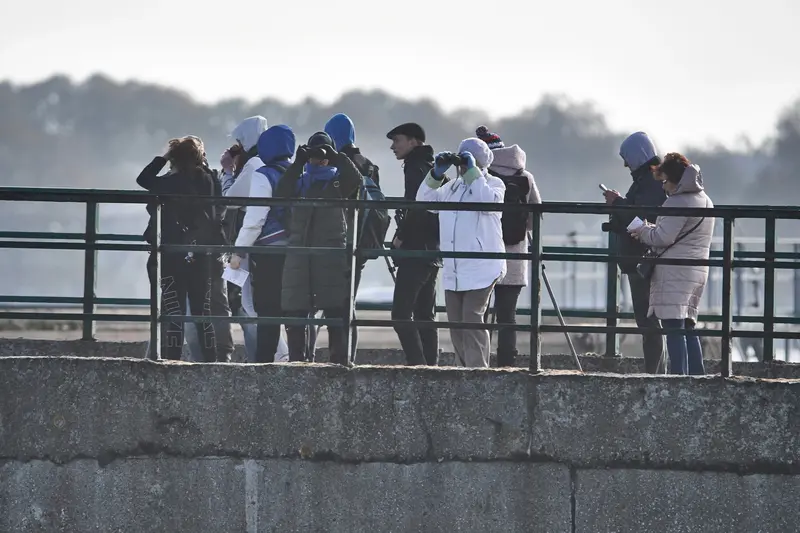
(663, 319), (705, 375)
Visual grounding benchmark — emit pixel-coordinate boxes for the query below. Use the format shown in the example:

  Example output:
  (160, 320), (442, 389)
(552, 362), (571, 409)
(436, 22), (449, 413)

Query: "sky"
(1, 0), (798, 151)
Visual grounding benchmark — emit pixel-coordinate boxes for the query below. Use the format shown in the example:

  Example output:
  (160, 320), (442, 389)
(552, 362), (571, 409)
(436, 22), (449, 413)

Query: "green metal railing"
(1, 186), (799, 377)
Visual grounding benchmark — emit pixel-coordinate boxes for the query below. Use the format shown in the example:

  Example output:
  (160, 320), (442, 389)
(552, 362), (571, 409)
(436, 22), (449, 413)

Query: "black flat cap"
(386, 123), (426, 142)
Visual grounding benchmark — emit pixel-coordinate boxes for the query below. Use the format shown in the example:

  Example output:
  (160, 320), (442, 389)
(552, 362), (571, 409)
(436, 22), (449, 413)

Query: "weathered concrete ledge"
(3, 338), (800, 379)
(2, 357), (799, 532)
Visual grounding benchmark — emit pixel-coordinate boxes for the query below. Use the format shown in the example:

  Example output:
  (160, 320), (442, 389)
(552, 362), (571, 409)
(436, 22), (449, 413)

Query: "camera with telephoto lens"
(436, 152), (468, 167)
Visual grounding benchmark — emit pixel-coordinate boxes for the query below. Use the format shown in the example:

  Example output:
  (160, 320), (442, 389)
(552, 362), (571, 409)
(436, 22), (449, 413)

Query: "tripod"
(489, 236), (582, 372)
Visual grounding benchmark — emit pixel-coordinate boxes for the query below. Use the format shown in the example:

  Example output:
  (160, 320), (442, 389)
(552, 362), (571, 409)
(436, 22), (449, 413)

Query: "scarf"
(298, 163), (338, 197)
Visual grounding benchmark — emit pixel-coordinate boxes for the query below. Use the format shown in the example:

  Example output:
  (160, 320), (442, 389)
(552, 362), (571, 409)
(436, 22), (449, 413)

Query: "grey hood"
(674, 164), (705, 195)
(620, 131), (659, 171)
(489, 144), (542, 204)
(490, 144), (526, 174)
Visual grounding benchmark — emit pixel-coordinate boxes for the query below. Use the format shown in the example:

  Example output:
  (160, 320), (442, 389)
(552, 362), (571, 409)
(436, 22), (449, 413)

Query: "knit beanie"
(457, 138), (494, 169)
(476, 126), (505, 149)
(307, 131), (333, 147)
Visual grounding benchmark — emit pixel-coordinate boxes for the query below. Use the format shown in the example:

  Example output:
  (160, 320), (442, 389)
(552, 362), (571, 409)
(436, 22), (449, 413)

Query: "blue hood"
(620, 132), (659, 171)
(324, 113), (355, 151)
(257, 125), (296, 164)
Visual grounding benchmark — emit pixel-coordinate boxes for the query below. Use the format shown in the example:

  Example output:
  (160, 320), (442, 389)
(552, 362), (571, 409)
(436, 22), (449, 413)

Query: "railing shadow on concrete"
(1, 186), (800, 377)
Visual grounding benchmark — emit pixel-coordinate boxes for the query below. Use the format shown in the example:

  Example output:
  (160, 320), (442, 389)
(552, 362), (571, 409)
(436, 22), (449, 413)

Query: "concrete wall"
(4, 338), (800, 379)
(1, 357), (799, 532)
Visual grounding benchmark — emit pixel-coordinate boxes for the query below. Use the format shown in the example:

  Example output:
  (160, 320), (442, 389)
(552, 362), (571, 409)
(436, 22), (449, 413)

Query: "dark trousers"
(493, 284), (523, 367)
(628, 271), (665, 373)
(149, 253), (217, 362)
(391, 261), (439, 366)
(349, 262), (364, 361)
(251, 252), (286, 363)
(286, 308), (348, 365)
(208, 262), (234, 362)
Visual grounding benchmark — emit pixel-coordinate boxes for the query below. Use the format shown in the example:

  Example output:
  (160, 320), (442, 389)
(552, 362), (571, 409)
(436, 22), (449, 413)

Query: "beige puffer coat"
(636, 165), (715, 321)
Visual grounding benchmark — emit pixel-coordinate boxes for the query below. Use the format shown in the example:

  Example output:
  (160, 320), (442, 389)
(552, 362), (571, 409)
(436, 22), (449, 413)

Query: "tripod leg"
(542, 266), (583, 372)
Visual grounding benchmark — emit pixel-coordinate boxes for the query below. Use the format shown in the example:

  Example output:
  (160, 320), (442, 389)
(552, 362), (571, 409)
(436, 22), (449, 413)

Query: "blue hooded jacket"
(620, 132), (659, 171)
(324, 113), (356, 151)
(255, 125), (296, 245)
(612, 132), (668, 272)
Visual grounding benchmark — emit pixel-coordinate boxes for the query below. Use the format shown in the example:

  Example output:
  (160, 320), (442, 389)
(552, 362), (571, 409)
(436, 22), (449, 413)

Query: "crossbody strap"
(653, 199), (709, 259)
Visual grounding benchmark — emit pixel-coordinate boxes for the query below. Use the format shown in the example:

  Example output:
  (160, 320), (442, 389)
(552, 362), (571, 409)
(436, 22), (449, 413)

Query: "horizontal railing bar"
(2, 187), (799, 218)
(0, 242), (150, 251)
(0, 312), (150, 322)
(96, 233), (147, 242)
(0, 231), (88, 240)
(4, 299), (800, 325)
(0, 231), (145, 243)
(0, 295), (85, 304)
(158, 315), (339, 326)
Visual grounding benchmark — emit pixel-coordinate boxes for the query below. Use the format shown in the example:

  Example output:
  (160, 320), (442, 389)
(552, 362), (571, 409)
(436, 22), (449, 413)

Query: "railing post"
(605, 232), (620, 358)
(795, 243), (800, 321)
(82, 201), (98, 341)
(720, 218), (734, 377)
(529, 212), (543, 372)
(149, 202), (161, 360)
(763, 217), (776, 362)
(343, 204), (359, 365)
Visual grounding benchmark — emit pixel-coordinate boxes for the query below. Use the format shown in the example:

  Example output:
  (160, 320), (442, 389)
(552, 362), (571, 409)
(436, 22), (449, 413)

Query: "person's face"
(654, 169), (677, 195)
(390, 134), (419, 160)
(309, 157), (330, 167)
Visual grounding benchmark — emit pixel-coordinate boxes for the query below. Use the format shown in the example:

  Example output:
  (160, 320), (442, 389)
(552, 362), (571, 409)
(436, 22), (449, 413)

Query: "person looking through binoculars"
(416, 138), (506, 368)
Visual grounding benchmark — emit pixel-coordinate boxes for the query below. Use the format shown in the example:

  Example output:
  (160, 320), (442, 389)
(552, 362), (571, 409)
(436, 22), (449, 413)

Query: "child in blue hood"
(230, 125), (296, 362)
(274, 132), (364, 365)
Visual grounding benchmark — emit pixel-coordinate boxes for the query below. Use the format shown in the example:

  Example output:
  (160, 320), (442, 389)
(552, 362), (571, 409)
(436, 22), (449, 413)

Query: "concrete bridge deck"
(1, 355), (799, 532)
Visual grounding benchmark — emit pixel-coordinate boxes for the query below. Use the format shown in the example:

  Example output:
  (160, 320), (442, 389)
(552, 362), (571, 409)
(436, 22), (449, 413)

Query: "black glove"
(309, 144), (338, 161)
(295, 145), (311, 164)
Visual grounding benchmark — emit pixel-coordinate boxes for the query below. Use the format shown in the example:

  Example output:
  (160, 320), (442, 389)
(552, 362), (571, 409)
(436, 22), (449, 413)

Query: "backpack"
(357, 175), (390, 258)
(490, 169), (530, 246)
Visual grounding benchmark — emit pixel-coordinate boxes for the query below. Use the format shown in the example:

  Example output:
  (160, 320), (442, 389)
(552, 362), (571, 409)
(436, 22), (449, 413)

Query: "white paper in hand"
(627, 217), (645, 232)
(222, 266), (249, 288)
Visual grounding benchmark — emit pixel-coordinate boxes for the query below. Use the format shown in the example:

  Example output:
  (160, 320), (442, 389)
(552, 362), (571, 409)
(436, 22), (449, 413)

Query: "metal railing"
(1, 186), (799, 377)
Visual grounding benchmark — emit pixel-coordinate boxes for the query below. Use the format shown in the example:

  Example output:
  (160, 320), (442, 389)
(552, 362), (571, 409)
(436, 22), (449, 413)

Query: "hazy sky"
(2, 0), (797, 151)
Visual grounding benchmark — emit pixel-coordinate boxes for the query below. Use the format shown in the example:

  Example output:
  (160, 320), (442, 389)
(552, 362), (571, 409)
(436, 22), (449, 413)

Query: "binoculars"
(435, 152), (468, 167)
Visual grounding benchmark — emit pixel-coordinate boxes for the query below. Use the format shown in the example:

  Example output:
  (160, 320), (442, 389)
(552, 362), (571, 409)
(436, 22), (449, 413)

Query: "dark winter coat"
(395, 145), (441, 267)
(609, 135), (669, 274)
(276, 153), (363, 311)
(136, 157), (223, 249)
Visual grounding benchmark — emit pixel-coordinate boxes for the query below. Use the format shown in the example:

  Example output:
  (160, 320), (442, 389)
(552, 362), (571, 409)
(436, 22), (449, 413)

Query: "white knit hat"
(457, 137), (494, 169)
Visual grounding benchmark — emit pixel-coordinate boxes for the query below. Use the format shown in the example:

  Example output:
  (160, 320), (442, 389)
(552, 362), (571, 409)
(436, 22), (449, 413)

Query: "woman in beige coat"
(476, 126), (542, 367)
(629, 153), (714, 375)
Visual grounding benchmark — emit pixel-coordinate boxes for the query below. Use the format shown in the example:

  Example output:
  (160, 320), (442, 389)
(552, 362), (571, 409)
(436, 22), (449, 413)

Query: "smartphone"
(599, 184), (609, 192)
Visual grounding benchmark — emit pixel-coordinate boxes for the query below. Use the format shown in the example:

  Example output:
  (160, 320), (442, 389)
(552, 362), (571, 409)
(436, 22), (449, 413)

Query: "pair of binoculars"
(435, 152), (468, 167)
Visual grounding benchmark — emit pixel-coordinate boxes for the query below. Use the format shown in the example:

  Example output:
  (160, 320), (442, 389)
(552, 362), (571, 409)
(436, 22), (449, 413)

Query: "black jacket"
(136, 157), (223, 248)
(608, 165), (668, 274)
(396, 145), (441, 267)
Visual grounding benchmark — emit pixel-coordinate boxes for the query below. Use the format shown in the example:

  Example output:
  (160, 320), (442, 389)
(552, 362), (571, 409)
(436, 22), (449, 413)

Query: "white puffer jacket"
(417, 139), (507, 292)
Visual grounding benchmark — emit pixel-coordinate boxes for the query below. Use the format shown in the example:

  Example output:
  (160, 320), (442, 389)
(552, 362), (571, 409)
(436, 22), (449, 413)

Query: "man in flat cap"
(386, 123), (441, 366)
